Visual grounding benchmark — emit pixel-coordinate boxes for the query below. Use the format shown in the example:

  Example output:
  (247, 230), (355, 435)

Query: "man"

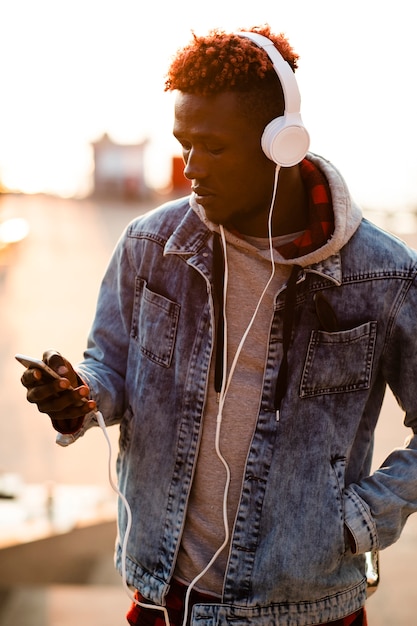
(20, 25), (417, 626)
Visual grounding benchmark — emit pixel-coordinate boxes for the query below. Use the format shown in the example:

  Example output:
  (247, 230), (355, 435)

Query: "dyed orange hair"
(165, 25), (298, 95)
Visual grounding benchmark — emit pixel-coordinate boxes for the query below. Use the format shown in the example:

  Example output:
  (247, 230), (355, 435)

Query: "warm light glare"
(0, 218), (30, 244)
(0, 0), (416, 210)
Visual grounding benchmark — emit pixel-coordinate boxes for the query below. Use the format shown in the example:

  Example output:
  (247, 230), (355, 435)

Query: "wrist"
(51, 416), (85, 434)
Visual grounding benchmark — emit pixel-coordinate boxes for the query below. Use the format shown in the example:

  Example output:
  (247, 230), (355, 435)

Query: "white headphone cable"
(95, 409), (171, 626)
(220, 164), (280, 401)
(181, 163), (281, 626)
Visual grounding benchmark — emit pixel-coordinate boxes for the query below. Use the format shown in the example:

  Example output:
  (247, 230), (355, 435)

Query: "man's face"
(173, 91), (277, 235)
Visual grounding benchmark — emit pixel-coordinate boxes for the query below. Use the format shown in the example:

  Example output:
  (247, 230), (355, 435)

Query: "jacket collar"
(164, 202), (343, 286)
(164, 205), (211, 257)
(306, 253), (343, 286)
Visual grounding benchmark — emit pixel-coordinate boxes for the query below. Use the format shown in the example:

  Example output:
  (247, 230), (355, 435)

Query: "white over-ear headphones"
(237, 31), (310, 167)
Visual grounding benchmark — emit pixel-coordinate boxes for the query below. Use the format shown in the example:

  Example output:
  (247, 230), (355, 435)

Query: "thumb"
(42, 350), (79, 388)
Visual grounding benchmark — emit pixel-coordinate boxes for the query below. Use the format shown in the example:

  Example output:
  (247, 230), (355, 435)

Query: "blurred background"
(0, 0), (416, 624)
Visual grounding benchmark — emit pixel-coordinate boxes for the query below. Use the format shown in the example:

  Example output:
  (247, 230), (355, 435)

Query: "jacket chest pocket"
(300, 321), (377, 397)
(132, 278), (180, 367)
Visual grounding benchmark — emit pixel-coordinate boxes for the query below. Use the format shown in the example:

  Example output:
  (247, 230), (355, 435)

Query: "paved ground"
(1, 193), (417, 624)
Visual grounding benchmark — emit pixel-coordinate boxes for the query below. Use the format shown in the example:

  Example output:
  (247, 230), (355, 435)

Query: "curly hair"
(165, 25), (299, 124)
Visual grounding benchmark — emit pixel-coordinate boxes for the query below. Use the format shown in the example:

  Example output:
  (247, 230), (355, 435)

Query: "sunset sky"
(1, 0), (416, 211)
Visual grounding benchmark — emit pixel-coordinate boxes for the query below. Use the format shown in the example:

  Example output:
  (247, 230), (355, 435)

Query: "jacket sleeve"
(344, 272), (417, 554)
(76, 225), (136, 425)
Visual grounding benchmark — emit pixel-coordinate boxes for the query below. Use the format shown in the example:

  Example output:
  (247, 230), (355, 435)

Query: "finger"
(47, 398), (96, 421)
(29, 387), (94, 415)
(28, 382), (82, 407)
(43, 350), (78, 387)
(21, 367), (43, 388)
(21, 367), (70, 389)
(43, 401), (95, 420)
(25, 376), (71, 402)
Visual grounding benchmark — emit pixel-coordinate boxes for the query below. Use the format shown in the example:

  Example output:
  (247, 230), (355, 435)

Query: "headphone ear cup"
(261, 115), (310, 167)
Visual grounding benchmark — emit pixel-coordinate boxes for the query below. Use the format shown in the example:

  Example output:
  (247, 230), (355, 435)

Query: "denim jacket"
(76, 155), (417, 625)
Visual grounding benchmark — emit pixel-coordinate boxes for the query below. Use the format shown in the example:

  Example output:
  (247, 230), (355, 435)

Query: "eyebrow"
(172, 129), (228, 141)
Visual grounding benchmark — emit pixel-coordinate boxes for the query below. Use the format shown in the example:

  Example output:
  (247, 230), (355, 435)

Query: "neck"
(270, 164), (308, 237)
(227, 164), (309, 239)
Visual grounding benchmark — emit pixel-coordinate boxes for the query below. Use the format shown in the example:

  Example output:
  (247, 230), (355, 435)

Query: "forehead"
(173, 91), (248, 136)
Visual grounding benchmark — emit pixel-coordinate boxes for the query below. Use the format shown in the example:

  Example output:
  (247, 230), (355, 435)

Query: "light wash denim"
(77, 192), (417, 625)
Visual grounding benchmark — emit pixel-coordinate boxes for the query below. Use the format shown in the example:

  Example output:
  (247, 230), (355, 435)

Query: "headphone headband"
(235, 31), (310, 166)
(237, 31), (301, 115)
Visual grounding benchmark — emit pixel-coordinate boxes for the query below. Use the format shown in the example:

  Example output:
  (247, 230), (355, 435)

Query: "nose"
(183, 147), (208, 181)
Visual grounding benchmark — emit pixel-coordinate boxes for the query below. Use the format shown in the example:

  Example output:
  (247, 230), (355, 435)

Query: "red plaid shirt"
(126, 579), (367, 626)
(277, 157), (334, 259)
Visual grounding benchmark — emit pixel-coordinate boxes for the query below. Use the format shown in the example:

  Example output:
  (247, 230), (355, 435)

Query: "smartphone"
(15, 353), (66, 382)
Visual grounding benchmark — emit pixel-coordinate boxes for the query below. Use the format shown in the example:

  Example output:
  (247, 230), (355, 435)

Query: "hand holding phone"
(15, 354), (70, 384)
(16, 351), (95, 434)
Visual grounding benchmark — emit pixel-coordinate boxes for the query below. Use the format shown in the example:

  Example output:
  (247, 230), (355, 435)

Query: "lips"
(192, 186), (213, 197)
(191, 187), (215, 208)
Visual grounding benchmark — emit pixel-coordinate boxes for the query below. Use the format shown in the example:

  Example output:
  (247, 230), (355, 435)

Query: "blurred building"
(171, 155), (191, 195)
(91, 133), (149, 200)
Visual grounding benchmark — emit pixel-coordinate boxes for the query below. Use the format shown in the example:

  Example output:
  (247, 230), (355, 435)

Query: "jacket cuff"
(55, 411), (97, 447)
(343, 485), (379, 554)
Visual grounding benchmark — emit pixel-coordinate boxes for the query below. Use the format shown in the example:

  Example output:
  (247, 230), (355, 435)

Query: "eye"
(173, 134), (191, 152)
(206, 144), (224, 155)
(179, 140), (191, 152)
